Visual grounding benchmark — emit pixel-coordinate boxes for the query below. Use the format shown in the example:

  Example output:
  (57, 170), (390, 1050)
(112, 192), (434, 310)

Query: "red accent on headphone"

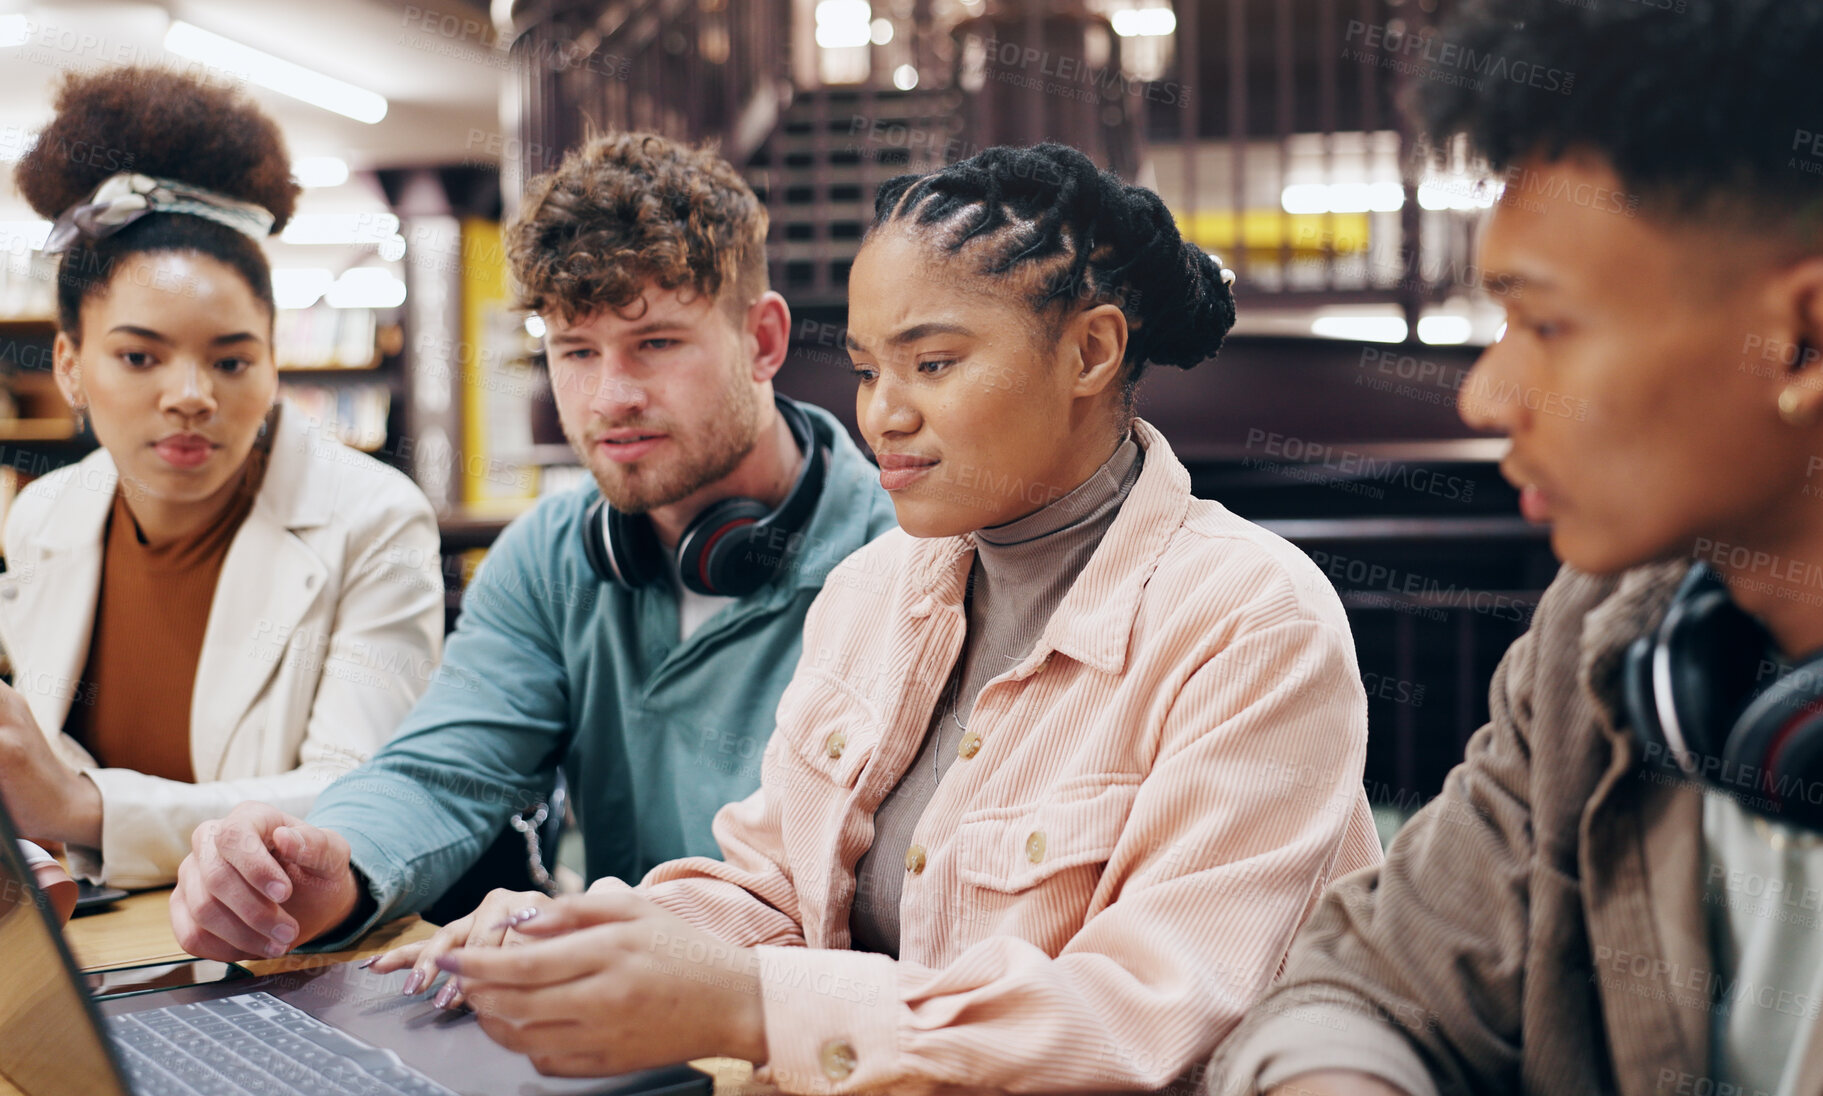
(695, 517), (759, 594)
(1764, 697), (1823, 807)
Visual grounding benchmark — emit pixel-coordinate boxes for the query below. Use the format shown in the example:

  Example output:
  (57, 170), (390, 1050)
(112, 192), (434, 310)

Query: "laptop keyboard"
(108, 992), (458, 1096)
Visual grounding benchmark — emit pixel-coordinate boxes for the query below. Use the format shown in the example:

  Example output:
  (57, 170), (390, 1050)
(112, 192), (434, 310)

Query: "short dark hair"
(506, 132), (770, 324)
(868, 142), (1237, 405)
(15, 66), (299, 338)
(1411, 0), (1823, 237)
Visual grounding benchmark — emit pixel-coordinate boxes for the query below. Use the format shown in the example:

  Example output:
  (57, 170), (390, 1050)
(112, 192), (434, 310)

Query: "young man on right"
(1213, 1), (1823, 1094)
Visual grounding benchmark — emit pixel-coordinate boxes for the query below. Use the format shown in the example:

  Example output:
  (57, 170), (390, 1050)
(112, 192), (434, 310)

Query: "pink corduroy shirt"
(634, 419), (1383, 1094)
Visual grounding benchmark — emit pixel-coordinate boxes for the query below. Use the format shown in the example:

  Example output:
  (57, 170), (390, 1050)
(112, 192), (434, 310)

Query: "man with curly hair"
(173, 133), (897, 963)
(1211, 1), (1823, 1094)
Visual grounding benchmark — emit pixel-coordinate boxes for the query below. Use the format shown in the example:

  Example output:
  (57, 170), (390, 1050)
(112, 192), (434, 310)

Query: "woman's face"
(55, 251), (278, 512)
(845, 227), (1128, 538)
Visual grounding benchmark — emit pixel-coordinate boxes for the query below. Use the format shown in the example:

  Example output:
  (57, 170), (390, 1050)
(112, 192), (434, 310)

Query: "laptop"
(0, 793), (711, 1096)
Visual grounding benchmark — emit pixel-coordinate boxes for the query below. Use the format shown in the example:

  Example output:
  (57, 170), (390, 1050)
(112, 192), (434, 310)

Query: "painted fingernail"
(357, 957), (379, 969)
(433, 981), (459, 1009)
(402, 969), (425, 996)
(485, 907), (543, 933)
(434, 953), (463, 975)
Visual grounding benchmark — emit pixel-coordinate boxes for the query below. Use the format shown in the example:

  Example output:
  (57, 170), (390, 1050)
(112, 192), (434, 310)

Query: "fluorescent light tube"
(281, 213), (401, 246)
(1112, 8), (1176, 37)
(1312, 316), (1409, 343)
(165, 22), (388, 124)
(0, 14), (30, 49)
(293, 157), (350, 188)
(325, 267), (407, 309)
(1417, 316), (1473, 345)
(273, 268), (336, 310)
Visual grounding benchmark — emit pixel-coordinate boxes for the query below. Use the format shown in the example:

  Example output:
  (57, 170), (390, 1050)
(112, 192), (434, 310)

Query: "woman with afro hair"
(386, 143), (1380, 1093)
(0, 66), (442, 890)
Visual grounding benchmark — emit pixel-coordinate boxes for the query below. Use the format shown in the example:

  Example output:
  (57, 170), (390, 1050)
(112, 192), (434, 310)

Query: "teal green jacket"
(307, 402), (895, 939)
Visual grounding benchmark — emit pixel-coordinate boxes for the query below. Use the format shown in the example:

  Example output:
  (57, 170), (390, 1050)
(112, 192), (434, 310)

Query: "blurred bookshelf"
(275, 306), (383, 370)
(276, 305), (401, 455)
(0, 301), (82, 554)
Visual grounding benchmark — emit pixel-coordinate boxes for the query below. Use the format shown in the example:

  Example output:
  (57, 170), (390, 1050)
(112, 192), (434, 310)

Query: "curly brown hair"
(14, 65), (299, 337)
(506, 132), (769, 323)
(16, 65), (298, 230)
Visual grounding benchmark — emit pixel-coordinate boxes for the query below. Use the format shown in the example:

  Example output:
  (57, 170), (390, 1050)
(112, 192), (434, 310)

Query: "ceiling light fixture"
(293, 157), (351, 188)
(165, 22), (388, 124)
(280, 212), (401, 246)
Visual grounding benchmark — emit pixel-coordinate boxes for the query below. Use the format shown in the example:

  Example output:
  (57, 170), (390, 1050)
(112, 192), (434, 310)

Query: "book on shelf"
(280, 384), (391, 452)
(276, 307), (379, 370)
(0, 251), (55, 322)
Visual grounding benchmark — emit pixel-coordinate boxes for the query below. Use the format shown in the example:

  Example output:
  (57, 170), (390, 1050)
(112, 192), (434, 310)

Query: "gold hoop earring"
(1779, 386), (1816, 428)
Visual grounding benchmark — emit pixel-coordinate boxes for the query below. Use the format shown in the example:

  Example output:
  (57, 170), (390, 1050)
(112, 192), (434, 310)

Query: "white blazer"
(0, 403), (444, 887)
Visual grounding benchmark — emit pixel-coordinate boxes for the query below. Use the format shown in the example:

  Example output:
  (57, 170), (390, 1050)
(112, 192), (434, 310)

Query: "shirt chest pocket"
(775, 669), (885, 790)
(953, 775), (1141, 894)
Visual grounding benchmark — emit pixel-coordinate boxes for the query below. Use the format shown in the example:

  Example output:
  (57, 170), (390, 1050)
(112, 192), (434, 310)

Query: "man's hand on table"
(170, 802), (360, 960)
(431, 886), (769, 1078)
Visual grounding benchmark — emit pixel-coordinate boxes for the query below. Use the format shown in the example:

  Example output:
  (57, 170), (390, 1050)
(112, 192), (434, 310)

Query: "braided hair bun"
(872, 142), (1236, 385)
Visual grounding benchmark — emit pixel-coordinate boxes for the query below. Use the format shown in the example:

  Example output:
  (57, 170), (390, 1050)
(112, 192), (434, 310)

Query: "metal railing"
(503, 0), (791, 203)
(1150, 0), (1483, 325)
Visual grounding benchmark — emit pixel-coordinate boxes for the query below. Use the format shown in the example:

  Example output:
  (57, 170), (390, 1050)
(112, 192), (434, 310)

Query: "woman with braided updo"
(410, 143), (1380, 1092)
(0, 66), (441, 891)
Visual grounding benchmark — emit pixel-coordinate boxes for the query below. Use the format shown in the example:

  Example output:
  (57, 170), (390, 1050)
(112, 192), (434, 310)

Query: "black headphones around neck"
(1624, 563), (1823, 831)
(580, 394), (829, 598)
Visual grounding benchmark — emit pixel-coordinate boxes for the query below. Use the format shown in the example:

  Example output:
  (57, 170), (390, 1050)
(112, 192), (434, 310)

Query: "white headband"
(42, 172), (276, 254)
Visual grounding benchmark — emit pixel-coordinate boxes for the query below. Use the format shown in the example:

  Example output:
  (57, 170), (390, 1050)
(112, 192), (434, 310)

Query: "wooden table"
(9, 890), (771, 1096)
(63, 889), (427, 975)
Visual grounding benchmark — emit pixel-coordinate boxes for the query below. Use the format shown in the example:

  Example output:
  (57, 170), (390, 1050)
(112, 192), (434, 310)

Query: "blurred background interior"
(0, 0), (1558, 835)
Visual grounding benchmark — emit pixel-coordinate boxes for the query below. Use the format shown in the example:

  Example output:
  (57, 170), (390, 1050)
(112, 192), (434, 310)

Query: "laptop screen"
(0, 796), (130, 1096)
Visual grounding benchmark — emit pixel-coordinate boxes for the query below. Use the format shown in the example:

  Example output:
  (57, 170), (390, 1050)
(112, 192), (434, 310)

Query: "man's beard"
(570, 378), (763, 514)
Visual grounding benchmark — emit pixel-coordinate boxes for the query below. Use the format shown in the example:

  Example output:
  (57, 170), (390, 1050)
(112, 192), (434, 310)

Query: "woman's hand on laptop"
(368, 886), (556, 1009)
(434, 888), (768, 1076)
(170, 802), (360, 961)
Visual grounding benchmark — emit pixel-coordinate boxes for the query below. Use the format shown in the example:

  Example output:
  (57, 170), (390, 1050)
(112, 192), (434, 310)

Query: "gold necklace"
(935, 663), (968, 783)
(934, 578), (976, 783)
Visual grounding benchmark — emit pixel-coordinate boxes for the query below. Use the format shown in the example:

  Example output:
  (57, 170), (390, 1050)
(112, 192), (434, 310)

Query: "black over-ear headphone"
(581, 394), (829, 598)
(1624, 563), (1823, 831)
